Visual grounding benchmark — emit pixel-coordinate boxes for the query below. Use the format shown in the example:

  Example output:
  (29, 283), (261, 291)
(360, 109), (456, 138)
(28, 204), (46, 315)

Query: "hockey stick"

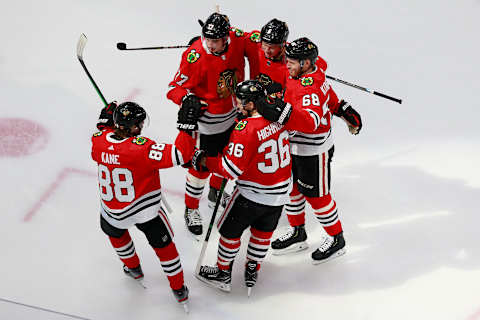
(116, 42), (189, 51)
(195, 178), (227, 275)
(77, 34), (108, 106)
(326, 74), (402, 104)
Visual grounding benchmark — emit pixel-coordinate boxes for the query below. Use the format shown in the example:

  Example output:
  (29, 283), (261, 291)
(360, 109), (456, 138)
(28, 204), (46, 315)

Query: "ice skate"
(311, 232), (346, 265)
(123, 265), (146, 288)
(184, 207), (203, 241)
(196, 265), (232, 292)
(172, 285), (189, 313)
(244, 260), (258, 297)
(207, 187), (231, 209)
(271, 225), (308, 255)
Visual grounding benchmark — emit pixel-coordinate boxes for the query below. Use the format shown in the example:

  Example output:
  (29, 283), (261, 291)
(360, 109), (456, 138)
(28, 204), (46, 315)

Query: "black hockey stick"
(326, 75), (402, 104)
(195, 178), (228, 275)
(77, 34), (108, 106)
(116, 42), (189, 51)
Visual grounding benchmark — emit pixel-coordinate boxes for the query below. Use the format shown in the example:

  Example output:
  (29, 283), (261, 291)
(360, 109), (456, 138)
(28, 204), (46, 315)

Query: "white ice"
(1, 1), (480, 319)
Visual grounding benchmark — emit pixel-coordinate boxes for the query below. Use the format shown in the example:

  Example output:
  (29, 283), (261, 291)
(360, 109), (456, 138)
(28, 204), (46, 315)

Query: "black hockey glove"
(335, 100), (362, 135)
(182, 149), (208, 171)
(264, 82), (283, 96)
(256, 95), (292, 125)
(177, 94), (207, 132)
(97, 101), (117, 130)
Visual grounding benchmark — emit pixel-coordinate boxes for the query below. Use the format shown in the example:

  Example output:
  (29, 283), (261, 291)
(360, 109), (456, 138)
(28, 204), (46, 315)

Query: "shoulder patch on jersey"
(132, 136), (148, 145)
(235, 120), (248, 131)
(233, 27), (244, 37)
(186, 49), (200, 63)
(93, 131), (103, 137)
(249, 31), (260, 43)
(301, 77), (314, 86)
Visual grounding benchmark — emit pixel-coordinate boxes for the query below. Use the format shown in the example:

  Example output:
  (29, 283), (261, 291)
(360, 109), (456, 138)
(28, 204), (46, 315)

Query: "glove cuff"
(278, 103), (292, 125)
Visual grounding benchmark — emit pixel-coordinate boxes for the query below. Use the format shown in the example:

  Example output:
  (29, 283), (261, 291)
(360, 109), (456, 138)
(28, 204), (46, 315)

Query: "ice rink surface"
(1, 1), (480, 319)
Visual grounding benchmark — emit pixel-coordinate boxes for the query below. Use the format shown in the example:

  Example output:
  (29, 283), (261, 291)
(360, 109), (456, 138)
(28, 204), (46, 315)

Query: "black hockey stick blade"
(198, 19), (204, 27)
(116, 42), (127, 50)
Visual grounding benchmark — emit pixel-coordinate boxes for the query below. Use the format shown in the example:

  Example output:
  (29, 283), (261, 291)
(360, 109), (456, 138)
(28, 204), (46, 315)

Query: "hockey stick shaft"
(326, 74), (402, 104)
(117, 42), (188, 51)
(195, 178), (227, 274)
(77, 34), (108, 106)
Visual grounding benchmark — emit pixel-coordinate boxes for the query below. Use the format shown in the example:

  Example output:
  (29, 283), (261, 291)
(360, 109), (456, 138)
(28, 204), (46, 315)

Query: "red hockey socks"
(307, 193), (343, 236)
(286, 184), (307, 227)
(246, 228), (274, 270)
(154, 242), (184, 290)
(108, 231), (140, 269)
(217, 236), (241, 271)
(185, 169), (209, 209)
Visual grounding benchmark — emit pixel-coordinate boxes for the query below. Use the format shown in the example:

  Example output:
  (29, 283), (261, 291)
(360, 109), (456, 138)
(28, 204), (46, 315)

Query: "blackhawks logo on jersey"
(301, 77), (314, 86)
(235, 120), (248, 131)
(132, 136), (148, 145)
(249, 31), (260, 43)
(93, 131), (103, 137)
(217, 69), (238, 99)
(186, 49), (200, 63)
(233, 28), (244, 37)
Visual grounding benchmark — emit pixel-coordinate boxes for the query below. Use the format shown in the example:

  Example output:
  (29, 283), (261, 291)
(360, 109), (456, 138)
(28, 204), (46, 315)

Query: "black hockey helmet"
(285, 37), (318, 64)
(202, 13), (231, 39)
(260, 19), (289, 44)
(113, 102), (147, 129)
(235, 80), (266, 105)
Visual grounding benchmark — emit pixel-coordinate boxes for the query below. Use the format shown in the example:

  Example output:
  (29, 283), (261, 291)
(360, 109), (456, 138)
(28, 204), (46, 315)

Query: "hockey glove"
(264, 82), (283, 96)
(177, 94), (207, 132)
(182, 149), (208, 171)
(188, 36), (201, 46)
(335, 100), (362, 135)
(97, 101), (117, 130)
(256, 95), (292, 125)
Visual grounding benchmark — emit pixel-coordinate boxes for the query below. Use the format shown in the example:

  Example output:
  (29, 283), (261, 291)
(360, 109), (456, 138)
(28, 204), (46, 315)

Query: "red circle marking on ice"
(0, 118), (49, 157)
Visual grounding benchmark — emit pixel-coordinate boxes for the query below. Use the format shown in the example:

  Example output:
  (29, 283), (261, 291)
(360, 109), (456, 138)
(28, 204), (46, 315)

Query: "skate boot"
(196, 264), (232, 292)
(271, 225), (308, 255)
(172, 285), (189, 313)
(244, 260), (258, 297)
(184, 207), (203, 239)
(311, 232), (346, 265)
(123, 265), (146, 288)
(123, 264), (144, 280)
(208, 187), (231, 209)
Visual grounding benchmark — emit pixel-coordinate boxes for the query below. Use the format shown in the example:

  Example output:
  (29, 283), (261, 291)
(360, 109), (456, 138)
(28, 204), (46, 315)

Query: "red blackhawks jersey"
(91, 130), (194, 229)
(207, 114), (292, 206)
(284, 62), (341, 156)
(244, 30), (288, 88)
(167, 28), (255, 135)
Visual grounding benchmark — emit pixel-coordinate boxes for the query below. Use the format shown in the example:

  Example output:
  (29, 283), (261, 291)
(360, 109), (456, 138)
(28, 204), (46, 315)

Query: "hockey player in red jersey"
(269, 37), (362, 264)
(194, 80), (324, 295)
(91, 101), (196, 308)
(167, 12), (257, 238)
(245, 19), (290, 89)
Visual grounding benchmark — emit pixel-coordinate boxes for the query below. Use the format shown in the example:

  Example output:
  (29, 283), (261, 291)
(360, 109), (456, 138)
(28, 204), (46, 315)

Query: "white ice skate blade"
(181, 302), (189, 313)
(272, 241), (309, 256)
(187, 230), (202, 242)
(137, 279), (147, 289)
(311, 248), (346, 265)
(195, 273), (231, 292)
(247, 287), (252, 297)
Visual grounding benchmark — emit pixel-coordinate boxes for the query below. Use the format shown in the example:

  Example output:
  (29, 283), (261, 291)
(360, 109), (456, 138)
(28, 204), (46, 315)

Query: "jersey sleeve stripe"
(221, 155), (243, 179)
